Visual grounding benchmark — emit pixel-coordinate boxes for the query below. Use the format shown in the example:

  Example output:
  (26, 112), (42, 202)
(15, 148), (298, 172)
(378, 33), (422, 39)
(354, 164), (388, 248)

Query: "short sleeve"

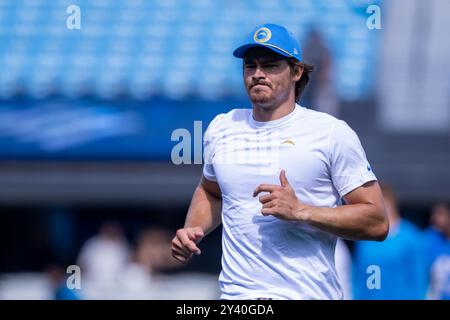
(202, 114), (224, 182)
(329, 120), (377, 197)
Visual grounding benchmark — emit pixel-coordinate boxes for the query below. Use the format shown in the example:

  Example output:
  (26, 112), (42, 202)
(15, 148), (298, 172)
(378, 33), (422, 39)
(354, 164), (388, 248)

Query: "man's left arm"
(254, 170), (389, 241)
(301, 180), (389, 241)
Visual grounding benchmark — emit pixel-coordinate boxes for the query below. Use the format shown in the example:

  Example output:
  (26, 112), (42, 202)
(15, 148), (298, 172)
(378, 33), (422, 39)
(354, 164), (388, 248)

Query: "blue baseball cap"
(233, 23), (302, 61)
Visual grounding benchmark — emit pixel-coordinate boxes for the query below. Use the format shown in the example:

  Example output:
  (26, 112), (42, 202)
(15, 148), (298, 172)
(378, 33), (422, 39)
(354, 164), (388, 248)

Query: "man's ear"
(293, 63), (304, 82)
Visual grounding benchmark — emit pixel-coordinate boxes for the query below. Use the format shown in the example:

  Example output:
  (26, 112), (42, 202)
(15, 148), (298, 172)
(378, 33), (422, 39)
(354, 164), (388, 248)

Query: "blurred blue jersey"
(424, 228), (450, 300)
(353, 219), (428, 299)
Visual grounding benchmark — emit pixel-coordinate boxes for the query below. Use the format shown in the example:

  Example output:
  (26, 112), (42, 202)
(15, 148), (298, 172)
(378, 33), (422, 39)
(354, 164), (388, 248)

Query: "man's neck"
(252, 99), (296, 122)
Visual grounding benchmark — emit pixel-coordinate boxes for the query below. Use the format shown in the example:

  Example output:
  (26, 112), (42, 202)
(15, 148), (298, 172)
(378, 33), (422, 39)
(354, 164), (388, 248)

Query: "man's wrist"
(294, 203), (313, 222)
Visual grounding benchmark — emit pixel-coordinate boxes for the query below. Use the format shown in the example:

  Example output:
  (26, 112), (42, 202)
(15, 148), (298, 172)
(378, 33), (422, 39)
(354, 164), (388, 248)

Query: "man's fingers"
(194, 230), (204, 238)
(279, 169), (290, 187)
(172, 252), (191, 263)
(172, 237), (192, 256)
(261, 207), (276, 216)
(172, 246), (192, 261)
(176, 230), (202, 255)
(262, 200), (277, 208)
(171, 245), (186, 257)
(183, 239), (201, 255)
(253, 184), (280, 197)
(174, 238), (200, 256)
(188, 228), (204, 243)
(171, 244), (189, 261)
(258, 193), (273, 204)
(180, 236), (201, 255)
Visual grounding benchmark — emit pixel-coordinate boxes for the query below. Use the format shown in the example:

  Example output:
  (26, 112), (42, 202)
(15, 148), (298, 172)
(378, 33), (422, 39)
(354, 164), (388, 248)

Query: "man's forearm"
(299, 203), (388, 241)
(184, 185), (222, 236)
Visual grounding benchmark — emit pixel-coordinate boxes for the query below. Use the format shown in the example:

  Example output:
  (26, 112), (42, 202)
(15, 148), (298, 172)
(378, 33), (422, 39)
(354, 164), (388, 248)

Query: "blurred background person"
(352, 184), (428, 299)
(118, 227), (180, 298)
(118, 226), (220, 299)
(302, 29), (340, 117)
(76, 222), (130, 298)
(424, 203), (450, 299)
(132, 227), (180, 275)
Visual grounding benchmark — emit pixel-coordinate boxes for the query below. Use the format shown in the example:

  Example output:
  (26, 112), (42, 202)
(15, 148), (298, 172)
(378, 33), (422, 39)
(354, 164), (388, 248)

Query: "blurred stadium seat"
(0, 0), (379, 101)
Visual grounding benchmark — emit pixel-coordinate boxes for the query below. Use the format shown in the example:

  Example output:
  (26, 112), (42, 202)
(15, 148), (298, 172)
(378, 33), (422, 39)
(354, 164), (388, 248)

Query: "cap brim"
(233, 43), (292, 59)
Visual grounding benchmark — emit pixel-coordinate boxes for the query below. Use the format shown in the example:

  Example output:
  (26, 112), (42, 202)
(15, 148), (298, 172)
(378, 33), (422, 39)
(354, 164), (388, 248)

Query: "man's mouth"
(251, 83), (270, 89)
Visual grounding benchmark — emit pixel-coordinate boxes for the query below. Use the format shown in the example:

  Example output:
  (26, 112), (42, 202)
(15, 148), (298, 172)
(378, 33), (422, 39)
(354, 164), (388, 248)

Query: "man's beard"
(248, 85), (273, 106)
(251, 93), (271, 106)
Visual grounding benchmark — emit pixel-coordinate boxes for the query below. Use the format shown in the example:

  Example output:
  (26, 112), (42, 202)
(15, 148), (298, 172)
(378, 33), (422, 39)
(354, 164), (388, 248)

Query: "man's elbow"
(370, 208), (389, 241)
(372, 219), (389, 241)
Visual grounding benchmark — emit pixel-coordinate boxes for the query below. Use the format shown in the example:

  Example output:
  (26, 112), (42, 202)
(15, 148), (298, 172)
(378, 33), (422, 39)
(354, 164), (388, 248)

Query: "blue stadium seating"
(0, 0), (380, 101)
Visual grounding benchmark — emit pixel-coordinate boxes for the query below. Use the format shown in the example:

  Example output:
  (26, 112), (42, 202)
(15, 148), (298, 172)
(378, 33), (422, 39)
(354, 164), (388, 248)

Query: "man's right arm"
(171, 175), (222, 263)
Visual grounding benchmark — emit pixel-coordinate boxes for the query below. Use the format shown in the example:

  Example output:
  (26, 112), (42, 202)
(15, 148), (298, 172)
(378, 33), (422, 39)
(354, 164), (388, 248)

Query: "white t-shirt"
(203, 104), (376, 300)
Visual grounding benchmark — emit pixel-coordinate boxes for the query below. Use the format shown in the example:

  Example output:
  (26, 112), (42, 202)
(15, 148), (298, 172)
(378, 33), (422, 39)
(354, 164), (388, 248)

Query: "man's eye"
(265, 64), (277, 68)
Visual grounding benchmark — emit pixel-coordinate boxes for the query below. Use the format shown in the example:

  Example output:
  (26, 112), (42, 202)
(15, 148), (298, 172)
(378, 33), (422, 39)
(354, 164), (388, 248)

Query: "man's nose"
(252, 65), (266, 79)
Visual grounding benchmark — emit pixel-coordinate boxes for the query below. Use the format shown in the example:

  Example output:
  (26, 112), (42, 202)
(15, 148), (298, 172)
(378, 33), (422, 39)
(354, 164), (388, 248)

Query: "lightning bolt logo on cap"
(254, 27), (272, 43)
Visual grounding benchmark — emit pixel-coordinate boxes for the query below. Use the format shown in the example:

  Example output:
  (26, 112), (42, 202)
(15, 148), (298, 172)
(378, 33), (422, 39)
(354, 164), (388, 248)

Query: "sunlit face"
(243, 47), (301, 108)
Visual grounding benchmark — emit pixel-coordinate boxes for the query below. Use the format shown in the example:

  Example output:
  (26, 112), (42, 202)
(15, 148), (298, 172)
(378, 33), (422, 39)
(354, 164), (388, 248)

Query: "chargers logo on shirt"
(281, 139), (295, 146)
(254, 27), (272, 43)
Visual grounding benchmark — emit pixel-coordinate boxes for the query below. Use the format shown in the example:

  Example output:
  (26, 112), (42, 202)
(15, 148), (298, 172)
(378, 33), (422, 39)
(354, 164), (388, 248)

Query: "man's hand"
(253, 169), (310, 221)
(171, 227), (204, 263)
